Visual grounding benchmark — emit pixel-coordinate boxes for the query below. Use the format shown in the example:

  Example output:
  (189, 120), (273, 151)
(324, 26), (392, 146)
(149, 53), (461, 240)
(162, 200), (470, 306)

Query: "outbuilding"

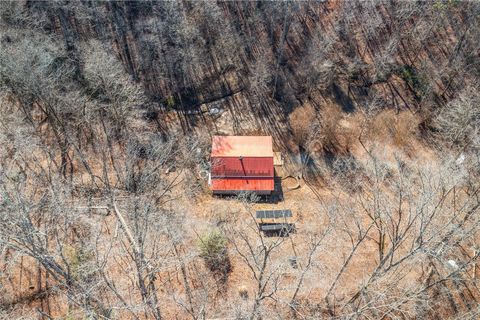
(210, 136), (274, 195)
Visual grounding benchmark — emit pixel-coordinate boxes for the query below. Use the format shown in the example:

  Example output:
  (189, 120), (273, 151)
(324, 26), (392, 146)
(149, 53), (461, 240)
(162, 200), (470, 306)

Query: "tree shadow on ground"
(331, 83), (355, 113)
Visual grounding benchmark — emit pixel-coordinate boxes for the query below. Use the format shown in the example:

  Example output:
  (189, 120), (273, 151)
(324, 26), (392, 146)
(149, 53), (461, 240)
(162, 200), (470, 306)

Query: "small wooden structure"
(273, 152), (283, 166)
(255, 209), (295, 235)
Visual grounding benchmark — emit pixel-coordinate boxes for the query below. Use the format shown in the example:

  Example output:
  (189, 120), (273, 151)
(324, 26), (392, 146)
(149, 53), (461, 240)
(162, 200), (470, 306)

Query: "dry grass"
(289, 103), (317, 147)
(306, 103), (360, 155)
(368, 110), (420, 152)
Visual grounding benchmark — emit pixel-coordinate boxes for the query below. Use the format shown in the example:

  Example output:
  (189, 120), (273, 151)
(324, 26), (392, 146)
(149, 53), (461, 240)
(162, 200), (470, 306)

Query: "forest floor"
(1, 97), (475, 319)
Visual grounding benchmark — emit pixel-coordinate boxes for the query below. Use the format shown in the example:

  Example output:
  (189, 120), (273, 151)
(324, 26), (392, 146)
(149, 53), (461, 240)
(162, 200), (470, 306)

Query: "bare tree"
(434, 85), (480, 149)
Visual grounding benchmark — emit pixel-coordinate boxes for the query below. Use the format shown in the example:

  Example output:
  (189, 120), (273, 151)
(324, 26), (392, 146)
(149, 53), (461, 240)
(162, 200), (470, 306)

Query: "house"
(210, 136), (274, 195)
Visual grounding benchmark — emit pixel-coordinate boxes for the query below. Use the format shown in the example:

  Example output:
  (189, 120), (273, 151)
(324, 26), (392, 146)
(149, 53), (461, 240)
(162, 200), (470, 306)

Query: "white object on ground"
(447, 260), (459, 269)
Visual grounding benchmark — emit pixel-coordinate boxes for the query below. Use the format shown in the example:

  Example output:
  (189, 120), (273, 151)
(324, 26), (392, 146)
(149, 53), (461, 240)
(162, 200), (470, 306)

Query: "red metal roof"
(211, 136), (273, 157)
(211, 177), (274, 192)
(211, 157), (274, 178)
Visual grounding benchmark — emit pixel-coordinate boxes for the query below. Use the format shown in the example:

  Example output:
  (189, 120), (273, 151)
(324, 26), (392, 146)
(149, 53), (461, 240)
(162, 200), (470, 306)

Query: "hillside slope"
(2, 1), (479, 138)
(0, 1), (479, 319)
